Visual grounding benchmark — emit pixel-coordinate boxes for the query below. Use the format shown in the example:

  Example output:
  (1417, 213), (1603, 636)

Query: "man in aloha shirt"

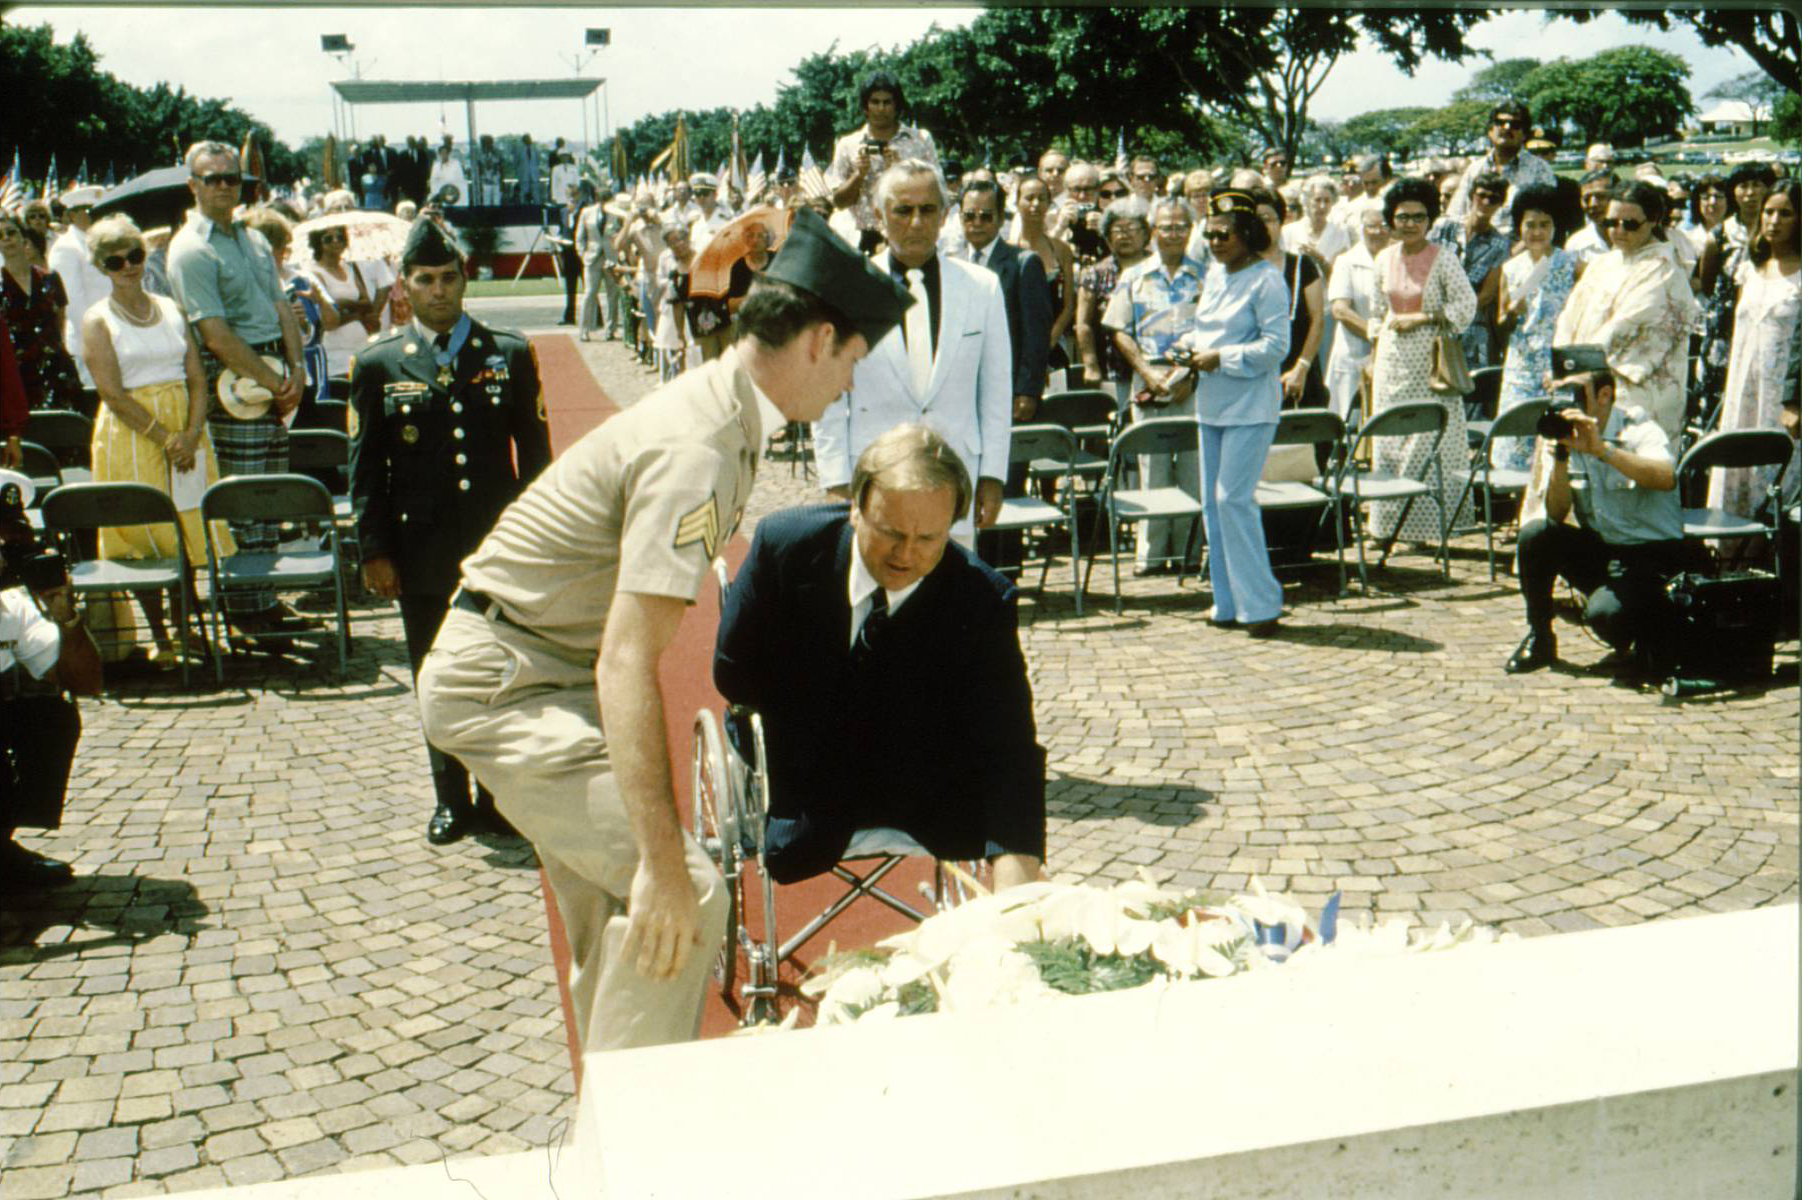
(826, 71), (940, 253)
(1444, 100), (1558, 228)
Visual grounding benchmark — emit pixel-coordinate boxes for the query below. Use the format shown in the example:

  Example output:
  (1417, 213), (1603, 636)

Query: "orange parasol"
(688, 206), (793, 299)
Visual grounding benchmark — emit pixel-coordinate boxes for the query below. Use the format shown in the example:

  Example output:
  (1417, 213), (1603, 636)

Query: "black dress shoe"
(0, 841), (74, 892)
(1505, 629), (1557, 674)
(474, 797), (520, 839)
(1244, 617), (1282, 638)
(427, 802), (475, 845)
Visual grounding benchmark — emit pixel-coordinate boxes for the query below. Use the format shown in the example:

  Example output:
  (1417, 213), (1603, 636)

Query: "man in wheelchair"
(714, 424), (1046, 890)
(1506, 343), (1691, 677)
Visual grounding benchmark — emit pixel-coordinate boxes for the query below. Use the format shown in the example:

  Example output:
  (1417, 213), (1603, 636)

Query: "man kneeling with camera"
(1506, 344), (1689, 678)
(0, 469), (101, 893)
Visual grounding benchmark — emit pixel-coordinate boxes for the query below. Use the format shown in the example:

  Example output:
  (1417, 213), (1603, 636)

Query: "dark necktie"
(852, 589), (888, 666)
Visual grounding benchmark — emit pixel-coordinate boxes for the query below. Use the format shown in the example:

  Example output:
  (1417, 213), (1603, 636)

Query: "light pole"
(561, 28), (610, 182)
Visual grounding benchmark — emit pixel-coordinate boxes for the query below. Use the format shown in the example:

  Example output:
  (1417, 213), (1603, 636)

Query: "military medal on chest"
(436, 364), (455, 389)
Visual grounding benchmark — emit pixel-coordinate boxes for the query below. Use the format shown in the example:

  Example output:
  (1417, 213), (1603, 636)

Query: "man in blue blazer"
(813, 160), (1014, 546)
(714, 424), (1046, 889)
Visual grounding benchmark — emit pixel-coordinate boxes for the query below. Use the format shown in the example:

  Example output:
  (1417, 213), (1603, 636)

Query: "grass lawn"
(465, 277), (565, 298)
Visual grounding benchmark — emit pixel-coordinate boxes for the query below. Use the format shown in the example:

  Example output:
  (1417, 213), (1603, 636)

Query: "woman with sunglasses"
(306, 223), (395, 396)
(19, 202), (54, 271)
(1366, 176), (1478, 545)
(1709, 179), (1801, 521)
(1550, 181), (1699, 441)
(79, 215), (232, 667)
(0, 210), (84, 413)
(1173, 192), (1290, 634)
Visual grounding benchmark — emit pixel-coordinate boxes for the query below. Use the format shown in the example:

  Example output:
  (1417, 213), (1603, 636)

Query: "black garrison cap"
(400, 217), (465, 271)
(759, 208), (912, 347)
(1549, 343), (1610, 385)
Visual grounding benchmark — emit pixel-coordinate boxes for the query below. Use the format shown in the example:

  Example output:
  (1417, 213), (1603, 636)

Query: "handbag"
(1427, 323), (1474, 396)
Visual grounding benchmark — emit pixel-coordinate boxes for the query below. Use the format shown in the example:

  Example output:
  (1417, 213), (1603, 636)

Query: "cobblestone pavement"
(3, 301), (1796, 1196)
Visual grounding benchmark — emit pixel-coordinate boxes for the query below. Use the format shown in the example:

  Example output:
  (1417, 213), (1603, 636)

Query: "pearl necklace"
(109, 292), (160, 327)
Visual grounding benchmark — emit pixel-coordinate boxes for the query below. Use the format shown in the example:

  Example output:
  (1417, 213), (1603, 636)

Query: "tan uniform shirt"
(459, 351), (762, 656)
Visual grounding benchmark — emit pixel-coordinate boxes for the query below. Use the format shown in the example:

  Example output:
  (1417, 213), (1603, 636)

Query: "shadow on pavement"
(1049, 775), (1213, 829)
(1264, 622), (1443, 654)
(0, 872), (209, 959)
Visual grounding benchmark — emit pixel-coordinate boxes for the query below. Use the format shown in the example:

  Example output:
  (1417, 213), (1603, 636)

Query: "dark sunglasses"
(194, 172), (242, 188)
(1099, 188), (1129, 199)
(1603, 217), (1645, 232)
(102, 247), (147, 272)
(1201, 229), (1234, 241)
(320, 230), (348, 241)
(1474, 191), (1506, 203)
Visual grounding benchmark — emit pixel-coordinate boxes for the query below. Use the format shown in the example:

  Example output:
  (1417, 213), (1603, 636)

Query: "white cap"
(61, 184), (104, 208)
(1586, 143), (1615, 163)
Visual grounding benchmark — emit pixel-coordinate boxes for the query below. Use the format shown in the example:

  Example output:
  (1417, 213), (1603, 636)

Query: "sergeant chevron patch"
(672, 496), (721, 559)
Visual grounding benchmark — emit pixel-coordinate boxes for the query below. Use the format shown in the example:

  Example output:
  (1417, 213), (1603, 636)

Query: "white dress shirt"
(847, 546), (921, 648)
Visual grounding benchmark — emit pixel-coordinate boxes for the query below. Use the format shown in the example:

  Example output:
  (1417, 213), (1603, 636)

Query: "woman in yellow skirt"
(79, 214), (233, 667)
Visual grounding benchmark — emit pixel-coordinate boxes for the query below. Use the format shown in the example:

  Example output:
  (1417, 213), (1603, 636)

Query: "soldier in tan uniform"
(416, 211), (911, 1053)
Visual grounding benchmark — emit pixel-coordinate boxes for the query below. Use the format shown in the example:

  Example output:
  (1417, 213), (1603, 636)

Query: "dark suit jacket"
(714, 505), (1045, 884)
(348, 316), (553, 598)
(978, 239), (1053, 401)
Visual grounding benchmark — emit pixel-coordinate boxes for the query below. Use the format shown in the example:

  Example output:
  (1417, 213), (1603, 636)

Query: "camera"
(861, 138), (888, 159)
(1537, 409), (1576, 441)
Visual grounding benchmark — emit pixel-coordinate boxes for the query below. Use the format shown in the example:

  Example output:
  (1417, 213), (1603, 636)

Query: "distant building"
(1692, 101), (1765, 138)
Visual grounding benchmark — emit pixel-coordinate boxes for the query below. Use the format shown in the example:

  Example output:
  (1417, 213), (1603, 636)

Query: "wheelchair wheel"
(690, 709), (742, 1002)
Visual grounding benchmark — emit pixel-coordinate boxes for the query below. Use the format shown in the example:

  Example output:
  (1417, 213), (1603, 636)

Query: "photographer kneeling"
(1506, 344), (1689, 677)
(0, 469), (102, 893)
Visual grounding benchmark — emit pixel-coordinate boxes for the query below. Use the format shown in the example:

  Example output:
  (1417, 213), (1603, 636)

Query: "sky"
(3, 4), (1764, 152)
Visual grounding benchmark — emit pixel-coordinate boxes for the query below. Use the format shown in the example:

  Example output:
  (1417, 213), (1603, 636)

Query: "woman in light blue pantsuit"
(1179, 191), (1292, 634)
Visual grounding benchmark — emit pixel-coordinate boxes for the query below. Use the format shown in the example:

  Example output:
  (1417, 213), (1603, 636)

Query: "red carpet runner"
(530, 335), (936, 1087)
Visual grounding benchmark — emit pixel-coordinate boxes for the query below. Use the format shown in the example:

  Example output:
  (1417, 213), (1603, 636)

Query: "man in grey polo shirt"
(167, 140), (307, 635)
(1506, 344), (1690, 678)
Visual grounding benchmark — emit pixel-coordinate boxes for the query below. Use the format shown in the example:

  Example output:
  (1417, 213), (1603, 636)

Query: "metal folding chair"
(1254, 408), (1346, 592)
(1089, 416), (1205, 613)
(1676, 428), (1795, 555)
(24, 409), (94, 481)
(1320, 400), (1451, 593)
(40, 482), (200, 687)
(199, 475), (349, 680)
(1451, 398), (1550, 580)
(991, 423), (1085, 614)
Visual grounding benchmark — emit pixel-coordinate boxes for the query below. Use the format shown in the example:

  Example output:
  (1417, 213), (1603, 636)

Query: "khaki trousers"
(418, 607), (729, 1053)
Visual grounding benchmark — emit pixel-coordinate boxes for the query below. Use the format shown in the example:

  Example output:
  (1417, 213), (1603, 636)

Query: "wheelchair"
(691, 569), (983, 1025)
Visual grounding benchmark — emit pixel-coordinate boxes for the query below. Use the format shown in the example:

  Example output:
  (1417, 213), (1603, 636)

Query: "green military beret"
(759, 209), (912, 349)
(400, 217), (465, 271)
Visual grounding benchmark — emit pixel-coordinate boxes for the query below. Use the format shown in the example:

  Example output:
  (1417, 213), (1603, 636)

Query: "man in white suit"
(814, 159), (1012, 543)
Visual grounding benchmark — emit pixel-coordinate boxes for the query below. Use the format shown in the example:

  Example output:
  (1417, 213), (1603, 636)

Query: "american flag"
(1114, 130), (1127, 174)
(0, 148), (22, 212)
(44, 153), (58, 200)
(745, 151), (766, 202)
(799, 146), (827, 200)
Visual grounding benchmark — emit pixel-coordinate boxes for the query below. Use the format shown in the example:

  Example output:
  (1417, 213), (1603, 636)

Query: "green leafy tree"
(1454, 58), (1544, 108)
(1773, 92), (1802, 146)
(1341, 107), (1435, 157)
(1407, 99), (1494, 155)
(1519, 47), (1694, 148)
(1566, 10), (1800, 96)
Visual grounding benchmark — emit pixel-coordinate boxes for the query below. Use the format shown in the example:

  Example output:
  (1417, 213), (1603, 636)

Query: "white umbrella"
(291, 210), (412, 273)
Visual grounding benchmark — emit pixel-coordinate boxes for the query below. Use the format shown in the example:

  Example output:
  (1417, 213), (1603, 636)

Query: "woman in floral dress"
(1493, 185), (1577, 472)
(1367, 177), (1478, 544)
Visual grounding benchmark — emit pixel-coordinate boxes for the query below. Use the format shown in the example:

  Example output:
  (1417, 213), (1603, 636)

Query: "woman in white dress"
(79, 216), (231, 666)
(1708, 179), (1802, 520)
(1551, 181), (1699, 440)
(306, 225), (395, 390)
(1366, 177), (1478, 544)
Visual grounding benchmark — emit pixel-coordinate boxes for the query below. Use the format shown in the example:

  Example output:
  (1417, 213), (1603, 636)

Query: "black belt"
(452, 587), (527, 633)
